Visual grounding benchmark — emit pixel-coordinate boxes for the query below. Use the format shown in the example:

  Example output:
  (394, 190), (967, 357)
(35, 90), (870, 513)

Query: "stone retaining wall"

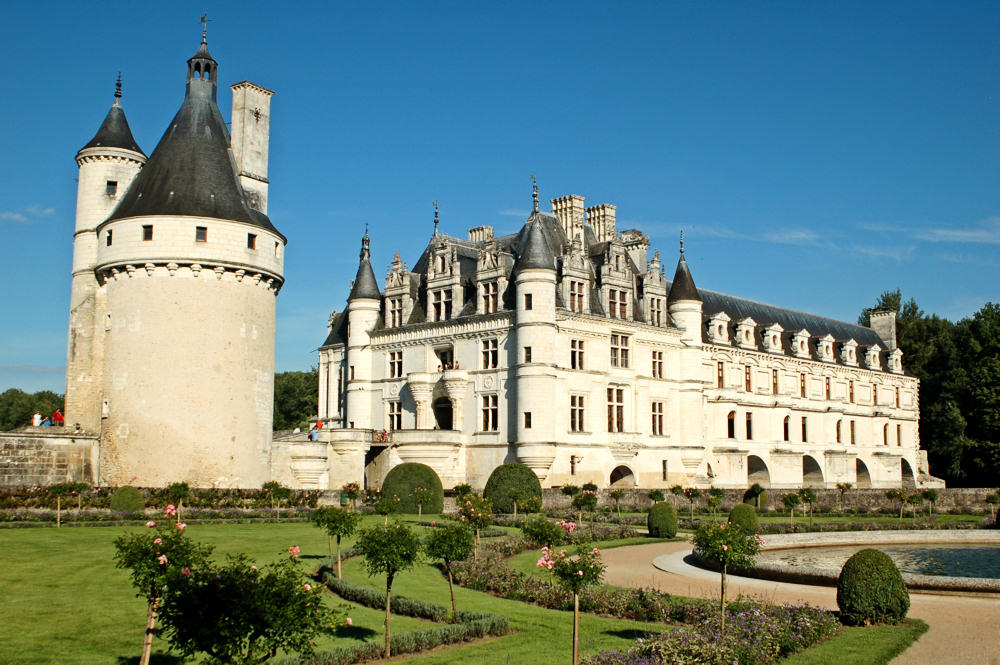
(0, 430), (99, 487)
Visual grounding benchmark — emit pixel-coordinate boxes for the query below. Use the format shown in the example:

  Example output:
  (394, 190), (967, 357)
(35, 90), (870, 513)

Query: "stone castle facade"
(299, 186), (939, 492)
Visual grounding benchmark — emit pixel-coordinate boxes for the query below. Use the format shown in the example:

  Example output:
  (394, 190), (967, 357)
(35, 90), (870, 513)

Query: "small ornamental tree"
(167, 482), (190, 523)
(647, 489), (665, 504)
(157, 552), (335, 665)
(412, 487), (438, 519)
(355, 522), (422, 658)
(836, 482), (853, 513)
(572, 489), (598, 525)
(373, 493), (401, 524)
(424, 524), (474, 617)
(538, 546), (605, 665)
(114, 518), (213, 665)
(837, 548), (909, 625)
(907, 492), (924, 519)
(310, 506), (361, 578)
(483, 462), (543, 516)
(986, 493), (999, 520)
(670, 484), (685, 508)
(521, 515), (566, 548)
(70, 482), (90, 510)
(647, 501), (678, 538)
(48, 483), (71, 528)
(782, 492), (801, 527)
(582, 482), (599, 492)
(886, 488), (906, 521)
(921, 489), (939, 516)
(693, 521), (763, 633)
(683, 487), (701, 521)
(608, 488), (625, 519)
(262, 481), (291, 521)
(562, 484), (580, 498)
(798, 488), (816, 527)
(743, 482), (765, 510)
(727, 503), (758, 534)
(453, 483), (473, 501)
(341, 481), (361, 510)
(458, 494), (493, 559)
(706, 487), (724, 520)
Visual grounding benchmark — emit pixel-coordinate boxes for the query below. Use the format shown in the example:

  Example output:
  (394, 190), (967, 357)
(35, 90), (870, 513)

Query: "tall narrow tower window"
(247, 233), (257, 250)
(195, 226), (207, 242)
(106, 181), (118, 196)
(142, 225), (153, 241)
(772, 369), (778, 395)
(106, 230), (113, 246)
(524, 293), (533, 310)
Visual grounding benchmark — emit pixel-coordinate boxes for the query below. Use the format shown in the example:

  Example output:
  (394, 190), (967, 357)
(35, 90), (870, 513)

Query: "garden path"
(601, 541), (1000, 665)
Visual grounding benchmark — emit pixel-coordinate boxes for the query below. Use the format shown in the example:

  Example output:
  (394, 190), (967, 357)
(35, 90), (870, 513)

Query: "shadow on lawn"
(116, 655), (185, 665)
(603, 628), (658, 640)
(334, 624), (377, 640)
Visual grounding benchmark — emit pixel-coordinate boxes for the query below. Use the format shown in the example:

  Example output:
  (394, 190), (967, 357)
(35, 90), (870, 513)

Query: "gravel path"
(601, 541), (1000, 665)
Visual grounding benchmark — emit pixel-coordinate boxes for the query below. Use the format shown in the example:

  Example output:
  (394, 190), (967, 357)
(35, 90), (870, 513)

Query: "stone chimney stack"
(468, 225), (494, 243)
(870, 309), (897, 351)
(551, 195), (586, 242)
(230, 81), (274, 214)
(587, 203), (617, 242)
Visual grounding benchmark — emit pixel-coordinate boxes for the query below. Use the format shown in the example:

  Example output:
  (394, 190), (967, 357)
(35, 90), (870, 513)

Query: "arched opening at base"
(901, 458), (916, 487)
(432, 397), (453, 430)
(747, 455), (770, 488)
(610, 465), (635, 487)
(856, 459), (872, 488)
(803, 455), (824, 487)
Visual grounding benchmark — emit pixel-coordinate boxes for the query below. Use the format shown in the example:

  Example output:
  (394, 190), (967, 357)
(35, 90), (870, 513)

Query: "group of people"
(436, 361), (460, 371)
(308, 420), (324, 441)
(32, 409), (64, 427)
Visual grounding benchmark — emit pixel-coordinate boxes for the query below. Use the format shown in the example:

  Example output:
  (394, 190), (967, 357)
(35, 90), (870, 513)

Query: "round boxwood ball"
(110, 485), (145, 513)
(380, 463), (444, 514)
(483, 462), (542, 514)
(728, 503), (759, 534)
(647, 501), (678, 538)
(837, 548), (910, 625)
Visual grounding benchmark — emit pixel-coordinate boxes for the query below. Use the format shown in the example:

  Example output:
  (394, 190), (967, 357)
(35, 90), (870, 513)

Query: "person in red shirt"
(52, 409), (64, 427)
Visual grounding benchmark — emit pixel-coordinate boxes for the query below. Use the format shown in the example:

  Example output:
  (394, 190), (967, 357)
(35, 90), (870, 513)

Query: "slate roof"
(80, 100), (145, 156)
(348, 257), (381, 300)
(514, 215), (557, 272)
(667, 255), (700, 303)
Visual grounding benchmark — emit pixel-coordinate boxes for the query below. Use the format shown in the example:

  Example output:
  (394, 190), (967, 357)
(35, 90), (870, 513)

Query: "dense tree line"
(860, 291), (999, 486)
(0, 389), (65, 430)
(272, 368), (318, 431)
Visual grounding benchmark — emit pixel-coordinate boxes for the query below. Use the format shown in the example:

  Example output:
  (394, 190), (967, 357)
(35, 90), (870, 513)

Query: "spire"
(433, 200), (439, 236)
(79, 73), (145, 156)
(679, 229), (685, 256)
(530, 174), (539, 213)
(667, 239), (701, 304)
(186, 16), (218, 97)
(349, 227), (381, 300)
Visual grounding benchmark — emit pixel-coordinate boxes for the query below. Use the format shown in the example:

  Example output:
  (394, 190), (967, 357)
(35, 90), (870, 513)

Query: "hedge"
(483, 463), (543, 514)
(837, 549), (910, 625)
(647, 502), (678, 538)
(380, 463), (444, 514)
(728, 503), (759, 533)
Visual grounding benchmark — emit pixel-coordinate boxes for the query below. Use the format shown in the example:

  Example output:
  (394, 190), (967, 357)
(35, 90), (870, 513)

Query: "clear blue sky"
(1, 1), (997, 393)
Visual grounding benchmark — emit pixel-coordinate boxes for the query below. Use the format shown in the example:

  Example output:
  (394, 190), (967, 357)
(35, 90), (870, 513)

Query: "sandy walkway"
(601, 541), (1000, 665)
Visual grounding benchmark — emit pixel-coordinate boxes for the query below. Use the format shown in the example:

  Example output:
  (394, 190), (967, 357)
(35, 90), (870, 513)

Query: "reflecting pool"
(757, 544), (1000, 579)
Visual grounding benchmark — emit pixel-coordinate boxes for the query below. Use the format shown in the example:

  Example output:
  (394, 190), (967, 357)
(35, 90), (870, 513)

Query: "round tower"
(92, 35), (285, 488)
(667, 237), (704, 447)
(667, 236), (702, 347)
(66, 76), (147, 433)
(344, 229), (381, 429)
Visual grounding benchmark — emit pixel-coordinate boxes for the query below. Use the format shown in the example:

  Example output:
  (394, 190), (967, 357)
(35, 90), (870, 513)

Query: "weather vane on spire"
(360, 224), (371, 260)
(680, 229), (685, 256)
(114, 71), (122, 100)
(433, 200), (439, 236)
(200, 12), (211, 42)
(530, 174), (538, 213)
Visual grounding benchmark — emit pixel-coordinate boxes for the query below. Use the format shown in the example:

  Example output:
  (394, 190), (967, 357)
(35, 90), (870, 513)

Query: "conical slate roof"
(105, 40), (283, 240)
(348, 230), (381, 300)
(514, 214), (557, 272)
(81, 100), (145, 156)
(667, 253), (700, 303)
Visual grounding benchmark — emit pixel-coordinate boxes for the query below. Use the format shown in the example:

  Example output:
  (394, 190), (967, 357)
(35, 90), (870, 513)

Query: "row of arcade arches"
(747, 454), (914, 488)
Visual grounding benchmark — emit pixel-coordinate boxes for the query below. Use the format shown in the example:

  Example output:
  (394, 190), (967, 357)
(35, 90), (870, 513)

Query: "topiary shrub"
(110, 486), (145, 513)
(837, 548), (910, 625)
(483, 463), (542, 514)
(728, 503), (759, 533)
(647, 501), (678, 538)
(380, 463), (444, 515)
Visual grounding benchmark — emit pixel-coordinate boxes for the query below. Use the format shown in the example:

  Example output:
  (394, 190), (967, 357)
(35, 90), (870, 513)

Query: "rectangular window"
(274, 241), (280, 258)
(481, 338), (498, 369)
(650, 297), (663, 326)
(783, 417), (789, 442)
(718, 362), (725, 389)
(662, 460), (668, 481)
(895, 387), (900, 408)
(388, 350), (403, 378)
(570, 455), (576, 476)
(106, 180), (117, 196)
(825, 377), (831, 400)
(432, 289), (453, 321)
(849, 380), (855, 403)
(142, 225), (153, 241)
(247, 233), (257, 250)
(618, 290), (627, 319)
(524, 412), (532, 429)
(836, 420), (842, 443)
(873, 384), (879, 405)
(481, 281), (499, 314)
(652, 351), (664, 379)
(799, 373), (806, 398)
(850, 420), (856, 444)
(570, 339), (584, 370)
(746, 412), (753, 440)
(389, 297), (403, 327)
(610, 334), (630, 368)
(607, 387), (625, 433)
(524, 293), (533, 310)
(349, 365), (355, 381)
(388, 402), (402, 430)
(772, 369), (778, 395)
(106, 230), (113, 246)
(524, 346), (532, 363)
(195, 226), (207, 242)
(728, 412), (736, 439)
(896, 423), (902, 446)
(651, 401), (664, 435)
(481, 394), (498, 431)
(570, 395), (585, 432)
(569, 280), (585, 313)
(608, 289), (628, 319)
(744, 365), (751, 392)
(801, 416), (808, 442)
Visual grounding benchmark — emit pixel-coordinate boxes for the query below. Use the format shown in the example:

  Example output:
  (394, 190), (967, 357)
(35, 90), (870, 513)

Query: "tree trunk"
(56, 496), (61, 528)
(513, 501), (517, 522)
(418, 504), (422, 520)
(336, 535), (342, 579)
(474, 529), (480, 560)
(77, 494), (82, 510)
(384, 581), (393, 658)
(789, 508), (794, 527)
(572, 592), (580, 665)
(139, 597), (160, 665)
(447, 567), (456, 618)
(720, 564), (727, 634)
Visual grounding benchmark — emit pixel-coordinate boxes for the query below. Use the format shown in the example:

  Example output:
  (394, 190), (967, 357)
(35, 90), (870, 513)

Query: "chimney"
(869, 309), (897, 351)
(468, 225), (494, 243)
(551, 195), (585, 242)
(230, 81), (274, 214)
(586, 203), (617, 242)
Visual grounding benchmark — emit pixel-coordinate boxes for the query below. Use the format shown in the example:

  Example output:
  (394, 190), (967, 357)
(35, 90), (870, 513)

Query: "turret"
(344, 229), (381, 429)
(65, 75), (146, 432)
(667, 234), (704, 447)
(667, 233), (702, 346)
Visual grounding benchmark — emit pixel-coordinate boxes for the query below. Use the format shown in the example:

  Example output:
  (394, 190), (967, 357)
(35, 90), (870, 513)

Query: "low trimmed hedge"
(647, 502), (678, 537)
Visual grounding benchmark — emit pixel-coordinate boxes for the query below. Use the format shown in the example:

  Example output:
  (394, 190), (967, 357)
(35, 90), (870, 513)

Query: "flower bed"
(0, 486), (322, 510)
(0, 507), (314, 526)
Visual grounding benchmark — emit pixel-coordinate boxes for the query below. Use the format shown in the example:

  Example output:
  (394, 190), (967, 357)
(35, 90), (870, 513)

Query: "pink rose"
(303, 583), (312, 591)
(157, 554), (168, 565)
(146, 521), (156, 528)
(176, 523), (186, 531)
(180, 567), (192, 576)
(430, 521), (436, 526)
(164, 504), (177, 517)
(346, 617), (353, 626)
(593, 548), (600, 555)
(153, 538), (162, 545)
(577, 570), (583, 576)
(251, 565), (258, 571)
(288, 545), (300, 558)
(722, 544), (728, 551)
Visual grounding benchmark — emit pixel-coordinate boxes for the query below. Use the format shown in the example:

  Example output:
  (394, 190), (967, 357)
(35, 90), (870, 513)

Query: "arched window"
(883, 423), (889, 445)
(836, 420), (842, 443)
(783, 416), (790, 442)
(204, 65), (211, 80)
(727, 411), (735, 439)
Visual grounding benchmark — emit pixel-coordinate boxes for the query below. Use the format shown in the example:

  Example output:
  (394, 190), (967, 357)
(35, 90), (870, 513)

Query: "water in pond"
(757, 544), (1000, 579)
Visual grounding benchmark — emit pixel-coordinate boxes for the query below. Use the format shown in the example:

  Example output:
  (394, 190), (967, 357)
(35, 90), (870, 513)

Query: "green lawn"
(0, 517), (931, 665)
(783, 619), (929, 665)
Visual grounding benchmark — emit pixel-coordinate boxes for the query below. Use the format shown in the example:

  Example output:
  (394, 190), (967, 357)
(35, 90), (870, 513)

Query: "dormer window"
(481, 281), (499, 314)
(792, 329), (811, 358)
(736, 318), (757, 350)
(431, 289), (452, 321)
(707, 313), (731, 345)
(569, 280), (586, 313)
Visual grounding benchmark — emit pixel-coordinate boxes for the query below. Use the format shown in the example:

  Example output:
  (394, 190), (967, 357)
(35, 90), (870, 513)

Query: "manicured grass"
(783, 619), (929, 665)
(507, 536), (676, 578)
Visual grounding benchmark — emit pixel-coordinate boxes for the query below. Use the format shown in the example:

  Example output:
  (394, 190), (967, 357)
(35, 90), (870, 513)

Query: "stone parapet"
(0, 431), (98, 487)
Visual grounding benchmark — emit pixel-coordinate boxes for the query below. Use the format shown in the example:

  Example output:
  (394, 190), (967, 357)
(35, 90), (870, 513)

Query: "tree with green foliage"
(412, 487), (437, 519)
(341, 481), (361, 510)
(693, 522), (762, 634)
(647, 489), (665, 504)
(837, 549), (909, 625)
(157, 551), (334, 665)
(453, 483), (473, 501)
(458, 494), (493, 559)
(608, 488), (625, 518)
(372, 492), (400, 524)
(381, 463), (444, 515)
(355, 522), (422, 658)
(706, 487), (724, 521)
(70, 482), (90, 510)
(727, 503), (758, 534)
(483, 462), (543, 516)
(261, 481), (291, 521)
(0, 388), (64, 431)
(561, 484), (580, 498)
(167, 482), (189, 523)
(538, 546), (605, 665)
(572, 489), (598, 525)
(272, 368), (319, 430)
(670, 484), (685, 508)
(424, 524), (474, 617)
(48, 483), (71, 528)
(114, 520), (214, 665)
(647, 502), (678, 538)
(906, 492), (924, 519)
(798, 488), (816, 528)
(682, 487), (701, 521)
(921, 489), (939, 516)
(521, 515), (566, 548)
(782, 492), (801, 527)
(886, 488), (906, 521)
(836, 482), (853, 513)
(310, 506), (361, 578)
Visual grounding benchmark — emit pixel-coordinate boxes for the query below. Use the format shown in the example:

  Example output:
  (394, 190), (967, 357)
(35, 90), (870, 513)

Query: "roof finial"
(200, 12), (211, 43)
(530, 174), (538, 213)
(360, 224), (370, 261)
(114, 71), (122, 101)
(679, 229), (685, 256)
(433, 200), (439, 236)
